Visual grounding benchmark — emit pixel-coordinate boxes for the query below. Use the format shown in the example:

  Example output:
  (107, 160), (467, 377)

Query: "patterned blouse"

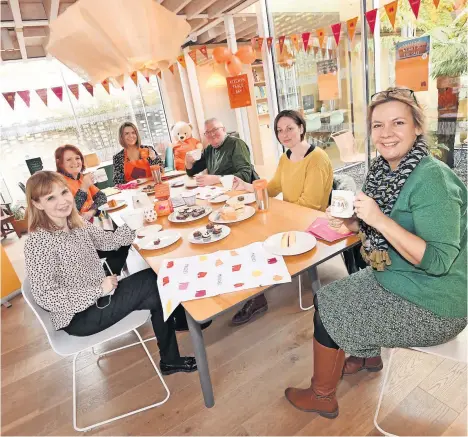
(24, 221), (135, 330)
(112, 145), (163, 185)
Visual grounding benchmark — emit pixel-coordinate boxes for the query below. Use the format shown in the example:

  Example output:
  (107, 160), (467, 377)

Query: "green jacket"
(186, 135), (257, 182)
(374, 156), (467, 318)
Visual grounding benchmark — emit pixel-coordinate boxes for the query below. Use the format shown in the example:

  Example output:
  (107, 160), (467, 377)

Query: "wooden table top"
(108, 180), (359, 323)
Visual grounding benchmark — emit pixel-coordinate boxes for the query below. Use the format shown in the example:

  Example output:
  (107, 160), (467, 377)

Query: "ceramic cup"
(181, 191), (197, 206)
(220, 175), (234, 191)
(330, 190), (355, 218)
(143, 207), (157, 223)
(189, 149), (202, 161)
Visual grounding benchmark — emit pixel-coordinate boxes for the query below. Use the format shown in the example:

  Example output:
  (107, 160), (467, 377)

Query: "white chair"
(21, 278), (170, 432)
(374, 327), (468, 437)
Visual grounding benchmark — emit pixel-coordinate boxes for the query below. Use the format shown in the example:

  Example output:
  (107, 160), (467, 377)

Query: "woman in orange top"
(55, 144), (129, 275)
(112, 122), (163, 185)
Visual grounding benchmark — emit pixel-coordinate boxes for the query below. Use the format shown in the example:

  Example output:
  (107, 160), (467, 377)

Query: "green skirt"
(317, 267), (467, 358)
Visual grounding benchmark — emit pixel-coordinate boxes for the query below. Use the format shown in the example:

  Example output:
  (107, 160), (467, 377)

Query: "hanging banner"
(177, 54), (186, 69)
(316, 28), (325, 48)
(226, 74), (251, 109)
(199, 45), (208, 59)
(189, 49), (198, 65)
(385, 1), (398, 30)
(313, 46), (319, 56)
(395, 36), (430, 92)
(17, 90), (30, 107)
(51, 86), (63, 101)
(317, 59), (339, 100)
(101, 80), (110, 94)
(331, 23), (342, 46)
(347, 17), (358, 42)
(68, 84), (79, 99)
(302, 32), (311, 52)
(130, 71), (139, 86)
(157, 70), (162, 79)
(290, 34), (299, 52)
(433, 0), (440, 7)
(257, 37), (265, 52)
(278, 35), (286, 54)
(3, 92), (15, 110)
(36, 88), (48, 106)
(267, 37), (273, 53)
(83, 82), (94, 96)
(365, 9), (378, 34)
(169, 64), (175, 74)
(409, 0), (421, 18)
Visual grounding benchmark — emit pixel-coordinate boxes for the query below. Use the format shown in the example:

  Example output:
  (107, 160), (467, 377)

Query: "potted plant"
(11, 204), (28, 237)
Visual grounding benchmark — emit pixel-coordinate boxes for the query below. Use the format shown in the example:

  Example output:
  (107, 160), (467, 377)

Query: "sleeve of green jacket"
(414, 166), (464, 276)
(231, 139), (253, 183)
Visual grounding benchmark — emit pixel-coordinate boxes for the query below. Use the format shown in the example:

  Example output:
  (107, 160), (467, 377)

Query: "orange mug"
(140, 148), (149, 159)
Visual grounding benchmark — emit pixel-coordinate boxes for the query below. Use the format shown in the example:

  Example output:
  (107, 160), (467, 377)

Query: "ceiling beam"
(188, 18), (209, 32)
(207, 0), (240, 18)
(43, 0), (60, 22)
(1, 20), (49, 28)
(197, 25), (224, 44)
(212, 31), (226, 43)
(235, 23), (257, 39)
(183, 0), (218, 20)
(242, 30), (257, 40)
(162, 0), (192, 14)
(7, 0), (27, 59)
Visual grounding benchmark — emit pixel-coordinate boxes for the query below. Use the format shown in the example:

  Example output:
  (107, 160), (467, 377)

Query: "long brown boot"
(342, 356), (383, 376)
(284, 338), (345, 418)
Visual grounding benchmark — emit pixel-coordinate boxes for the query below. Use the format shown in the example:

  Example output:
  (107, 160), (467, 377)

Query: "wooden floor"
(1, 238), (467, 436)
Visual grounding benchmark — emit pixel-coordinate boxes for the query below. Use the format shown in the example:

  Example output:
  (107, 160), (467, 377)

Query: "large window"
(0, 58), (170, 203)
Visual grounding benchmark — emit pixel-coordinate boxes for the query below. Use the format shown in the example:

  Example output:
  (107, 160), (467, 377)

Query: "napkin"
(306, 218), (354, 242)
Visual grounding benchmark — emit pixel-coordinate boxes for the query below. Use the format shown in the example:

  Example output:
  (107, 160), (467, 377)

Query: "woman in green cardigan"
(285, 88), (467, 419)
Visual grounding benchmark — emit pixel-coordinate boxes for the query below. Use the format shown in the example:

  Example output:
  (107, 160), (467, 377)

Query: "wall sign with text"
(395, 36), (430, 92)
(226, 74), (252, 109)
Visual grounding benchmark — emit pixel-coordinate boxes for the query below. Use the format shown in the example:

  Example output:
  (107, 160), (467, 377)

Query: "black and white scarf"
(359, 137), (429, 271)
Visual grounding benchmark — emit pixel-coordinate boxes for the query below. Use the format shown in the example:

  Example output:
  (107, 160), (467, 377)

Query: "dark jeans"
(64, 269), (180, 361)
(97, 245), (131, 275)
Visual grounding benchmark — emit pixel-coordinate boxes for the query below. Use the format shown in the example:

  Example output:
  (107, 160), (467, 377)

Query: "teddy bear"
(170, 121), (203, 171)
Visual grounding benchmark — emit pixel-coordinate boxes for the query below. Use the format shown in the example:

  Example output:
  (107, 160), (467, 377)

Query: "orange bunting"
(36, 89), (48, 106)
(346, 17), (358, 42)
(169, 64), (175, 74)
(101, 80), (110, 94)
(177, 54), (186, 68)
(384, 0), (398, 30)
(433, 0), (440, 7)
(130, 71), (139, 86)
(17, 90), (30, 107)
(157, 70), (162, 79)
(267, 37), (273, 53)
(365, 9), (378, 34)
(290, 34), (299, 52)
(199, 45), (208, 59)
(316, 28), (325, 48)
(257, 37), (264, 52)
(331, 23), (342, 46)
(302, 32), (311, 52)
(278, 35), (286, 53)
(3, 92), (15, 109)
(189, 50), (198, 65)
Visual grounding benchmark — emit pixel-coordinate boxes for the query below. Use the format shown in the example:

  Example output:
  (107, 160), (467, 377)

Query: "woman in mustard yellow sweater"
(231, 109), (333, 325)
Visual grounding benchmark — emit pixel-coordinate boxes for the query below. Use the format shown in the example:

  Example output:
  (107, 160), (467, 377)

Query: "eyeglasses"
(371, 88), (417, 102)
(204, 127), (223, 137)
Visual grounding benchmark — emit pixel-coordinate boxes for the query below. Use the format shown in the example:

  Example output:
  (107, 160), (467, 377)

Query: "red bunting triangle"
(199, 45), (208, 59)
(302, 32), (310, 52)
(83, 82), (94, 96)
(17, 90), (30, 107)
(36, 89), (48, 106)
(3, 92), (15, 110)
(68, 84), (79, 99)
(257, 37), (264, 52)
(189, 50), (198, 65)
(409, 0), (421, 18)
(51, 86), (63, 101)
(101, 80), (110, 94)
(266, 37), (273, 53)
(278, 36), (286, 54)
(365, 9), (378, 34)
(331, 23), (342, 46)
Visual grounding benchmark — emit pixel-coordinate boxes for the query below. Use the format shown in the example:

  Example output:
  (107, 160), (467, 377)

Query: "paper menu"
(158, 242), (291, 321)
(195, 186), (226, 200)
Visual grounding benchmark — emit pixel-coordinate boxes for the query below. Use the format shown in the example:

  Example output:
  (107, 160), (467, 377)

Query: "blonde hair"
(26, 171), (84, 232)
(368, 87), (426, 137)
(118, 122), (142, 148)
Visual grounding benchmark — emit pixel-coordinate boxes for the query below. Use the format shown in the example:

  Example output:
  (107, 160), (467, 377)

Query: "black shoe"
(231, 296), (268, 326)
(174, 318), (212, 332)
(160, 356), (197, 375)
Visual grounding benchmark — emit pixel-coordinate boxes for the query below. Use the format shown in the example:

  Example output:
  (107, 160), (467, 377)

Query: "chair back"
(83, 153), (100, 168)
(21, 278), (71, 356)
(329, 111), (345, 127)
(305, 114), (322, 132)
(411, 327), (467, 363)
(331, 130), (359, 162)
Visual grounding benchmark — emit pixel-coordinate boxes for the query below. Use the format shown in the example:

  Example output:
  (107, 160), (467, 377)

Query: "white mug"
(121, 209), (144, 230)
(190, 149), (202, 161)
(220, 175), (234, 191)
(330, 190), (355, 218)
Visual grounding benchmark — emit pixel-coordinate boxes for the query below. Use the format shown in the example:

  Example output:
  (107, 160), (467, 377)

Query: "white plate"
(140, 230), (181, 250)
(209, 205), (256, 224)
(209, 194), (230, 204)
(185, 179), (197, 188)
(140, 184), (156, 194)
(135, 224), (163, 240)
(188, 225), (231, 244)
(99, 200), (127, 212)
(263, 231), (317, 256)
(168, 206), (212, 223)
(227, 193), (256, 206)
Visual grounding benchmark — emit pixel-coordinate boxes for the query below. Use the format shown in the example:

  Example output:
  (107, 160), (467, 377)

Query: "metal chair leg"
(298, 275), (314, 311)
(373, 349), (398, 437)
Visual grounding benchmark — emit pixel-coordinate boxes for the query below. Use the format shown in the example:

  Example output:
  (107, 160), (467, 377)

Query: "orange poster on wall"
(226, 74), (252, 109)
(317, 59), (340, 100)
(395, 36), (430, 92)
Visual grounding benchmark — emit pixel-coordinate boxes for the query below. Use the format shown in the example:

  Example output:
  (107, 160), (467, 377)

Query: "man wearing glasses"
(185, 118), (258, 186)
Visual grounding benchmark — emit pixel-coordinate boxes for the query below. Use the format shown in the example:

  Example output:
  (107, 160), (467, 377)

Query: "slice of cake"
(107, 199), (117, 208)
(281, 232), (296, 248)
(220, 206), (237, 221)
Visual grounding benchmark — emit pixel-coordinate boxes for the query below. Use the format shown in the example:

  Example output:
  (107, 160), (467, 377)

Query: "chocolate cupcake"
(193, 231), (202, 240)
(206, 223), (214, 233)
(153, 239), (161, 246)
(212, 226), (222, 236)
(202, 232), (211, 242)
(238, 196), (244, 201)
(191, 207), (205, 218)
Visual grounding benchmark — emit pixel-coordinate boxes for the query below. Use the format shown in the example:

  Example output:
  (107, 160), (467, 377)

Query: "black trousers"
(64, 269), (180, 362)
(97, 245), (131, 276)
(313, 294), (339, 349)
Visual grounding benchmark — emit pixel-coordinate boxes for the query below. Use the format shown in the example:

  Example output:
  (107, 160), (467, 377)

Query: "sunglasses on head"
(371, 88), (417, 103)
